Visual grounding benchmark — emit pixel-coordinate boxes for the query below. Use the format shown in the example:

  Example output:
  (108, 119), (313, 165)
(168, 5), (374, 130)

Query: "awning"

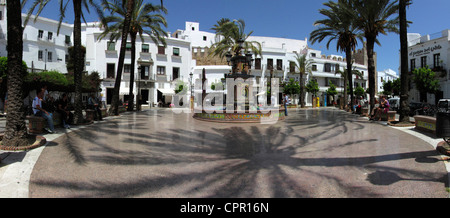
(158, 88), (175, 96)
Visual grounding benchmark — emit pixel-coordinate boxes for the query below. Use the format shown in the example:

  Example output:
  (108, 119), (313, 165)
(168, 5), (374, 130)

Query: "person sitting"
(33, 89), (55, 134)
(88, 94), (103, 121)
(356, 96), (365, 115)
(372, 96), (390, 121)
(57, 93), (73, 129)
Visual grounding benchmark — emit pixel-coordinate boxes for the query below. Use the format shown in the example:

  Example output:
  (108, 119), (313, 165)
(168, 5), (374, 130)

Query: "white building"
(0, 11), (73, 74)
(0, 5), (192, 107)
(0, 8), (370, 108)
(174, 21), (369, 106)
(82, 23), (191, 106)
(377, 68), (399, 94)
(405, 29), (450, 104)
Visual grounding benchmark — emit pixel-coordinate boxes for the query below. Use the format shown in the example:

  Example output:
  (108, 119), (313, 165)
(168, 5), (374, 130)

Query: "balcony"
(138, 73), (156, 82)
(37, 36), (55, 44)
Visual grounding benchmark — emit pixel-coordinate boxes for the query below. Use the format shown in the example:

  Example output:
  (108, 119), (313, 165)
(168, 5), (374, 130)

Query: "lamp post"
(137, 65), (141, 111)
(189, 71), (193, 110)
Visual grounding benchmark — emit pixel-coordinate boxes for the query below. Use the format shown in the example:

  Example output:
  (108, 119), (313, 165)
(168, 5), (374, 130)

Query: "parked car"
(388, 97), (400, 111)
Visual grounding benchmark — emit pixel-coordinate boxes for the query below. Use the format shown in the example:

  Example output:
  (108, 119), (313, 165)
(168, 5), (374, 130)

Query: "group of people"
(352, 96), (368, 115)
(370, 96), (390, 121)
(32, 86), (103, 134)
(32, 87), (73, 133)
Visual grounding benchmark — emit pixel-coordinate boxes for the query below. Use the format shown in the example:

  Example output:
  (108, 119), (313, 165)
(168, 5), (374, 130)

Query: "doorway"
(141, 89), (149, 105)
(107, 88), (114, 104)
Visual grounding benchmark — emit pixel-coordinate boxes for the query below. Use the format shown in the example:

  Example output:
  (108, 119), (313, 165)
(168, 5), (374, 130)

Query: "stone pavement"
(0, 108), (449, 198)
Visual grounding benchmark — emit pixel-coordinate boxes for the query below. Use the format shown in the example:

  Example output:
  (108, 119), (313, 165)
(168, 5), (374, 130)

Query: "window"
(173, 47), (180, 56)
(267, 59), (273, 70)
(410, 59), (416, 71)
(203, 36), (207, 41)
(157, 66), (166, 75)
(38, 30), (43, 39)
(312, 65), (317, 71)
(107, 41), (115, 51)
(434, 53), (441, 67)
(421, 56), (427, 68)
(142, 44), (149, 53)
(158, 46), (165, 55)
(254, 58), (261, 70)
(324, 63), (331, 72)
(311, 53), (316, 57)
(47, 51), (52, 62)
(124, 64), (131, 73)
(172, 67), (179, 80)
(48, 32), (53, 41)
(0, 11), (3, 20)
(65, 35), (71, 44)
(107, 63), (115, 78)
(289, 61), (296, 73)
(38, 50), (43, 61)
(140, 66), (150, 80)
(126, 42), (132, 52)
(277, 59), (283, 70)
(335, 64), (340, 72)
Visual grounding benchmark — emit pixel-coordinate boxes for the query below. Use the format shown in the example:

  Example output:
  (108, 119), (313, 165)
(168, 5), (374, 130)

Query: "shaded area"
(29, 109), (449, 198)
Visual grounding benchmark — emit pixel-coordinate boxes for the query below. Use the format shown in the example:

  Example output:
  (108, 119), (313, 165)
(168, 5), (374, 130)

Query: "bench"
(381, 111), (396, 122)
(100, 108), (107, 117)
(414, 115), (436, 135)
(361, 108), (369, 117)
(372, 110), (396, 121)
(85, 109), (95, 122)
(26, 115), (46, 134)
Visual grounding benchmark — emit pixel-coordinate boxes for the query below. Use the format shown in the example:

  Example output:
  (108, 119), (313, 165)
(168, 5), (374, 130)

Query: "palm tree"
(106, 0), (135, 115)
(293, 53), (314, 108)
(98, 0), (167, 112)
(209, 19), (262, 60)
(350, 0), (399, 112)
(24, 0), (105, 124)
(399, 0), (412, 123)
(2, 0), (28, 147)
(310, 0), (362, 110)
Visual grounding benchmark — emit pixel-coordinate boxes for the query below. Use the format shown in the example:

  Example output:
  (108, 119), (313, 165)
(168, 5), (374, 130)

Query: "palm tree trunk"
(109, 0), (134, 116)
(299, 73), (305, 108)
(366, 36), (377, 113)
(127, 32), (137, 111)
(343, 73), (348, 110)
(72, 0), (84, 124)
(346, 48), (354, 111)
(399, 0), (410, 123)
(3, 0), (28, 147)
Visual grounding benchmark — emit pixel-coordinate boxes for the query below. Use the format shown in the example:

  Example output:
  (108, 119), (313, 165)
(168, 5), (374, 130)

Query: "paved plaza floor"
(1, 108), (449, 197)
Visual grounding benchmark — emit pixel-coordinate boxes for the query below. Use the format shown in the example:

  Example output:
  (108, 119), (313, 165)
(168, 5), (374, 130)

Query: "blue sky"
(22, 0), (450, 75)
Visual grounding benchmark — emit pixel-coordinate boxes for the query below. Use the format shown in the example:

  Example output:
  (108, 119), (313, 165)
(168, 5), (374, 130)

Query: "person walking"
(88, 94), (103, 121)
(283, 93), (288, 116)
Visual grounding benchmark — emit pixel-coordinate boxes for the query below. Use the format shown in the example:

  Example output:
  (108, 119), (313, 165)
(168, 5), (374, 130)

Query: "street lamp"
(137, 65), (142, 111)
(189, 72), (193, 110)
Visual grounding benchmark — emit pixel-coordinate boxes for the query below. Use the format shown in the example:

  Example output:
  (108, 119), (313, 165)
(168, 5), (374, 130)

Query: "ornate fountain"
(193, 39), (285, 123)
